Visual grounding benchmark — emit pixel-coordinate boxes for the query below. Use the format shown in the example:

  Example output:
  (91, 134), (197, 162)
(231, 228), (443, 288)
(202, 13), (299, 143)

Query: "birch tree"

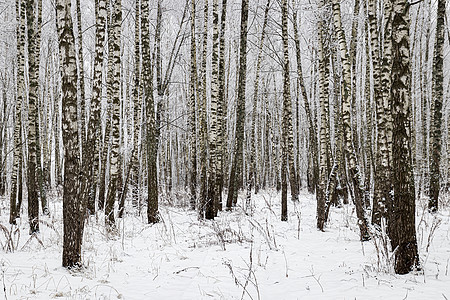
(216, 0), (228, 211)
(89, 0), (108, 213)
(10, 0), (26, 225)
(105, 0), (123, 230)
(316, 0), (330, 231)
(188, 0), (197, 210)
(280, 0), (297, 221)
(26, 0), (40, 233)
(429, 0), (445, 212)
(369, 0), (389, 227)
(142, 0), (159, 224)
(207, 0), (220, 219)
(56, 0), (84, 268)
(391, 0), (418, 274)
(131, 0), (142, 210)
(198, 0), (208, 219)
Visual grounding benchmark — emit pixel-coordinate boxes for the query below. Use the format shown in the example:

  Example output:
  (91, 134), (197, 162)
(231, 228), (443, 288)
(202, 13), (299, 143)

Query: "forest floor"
(0, 189), (450, 299)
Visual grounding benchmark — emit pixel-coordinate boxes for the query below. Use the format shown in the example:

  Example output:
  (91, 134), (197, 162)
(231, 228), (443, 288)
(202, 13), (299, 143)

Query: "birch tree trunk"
(83, 0), (107, 216)
(216, 0), (227, 210)
(27, 0), (40, 234)
(141, 0), (159, 224)
(391, 0), (418, 274)
(96, 0), (109, 212)
(198, 0), (208, 219)
(56, 0), (83, 268)
(76, 0), (86, 143)
(35, 0), (48, 216)
(105, 0), (122, 231)
(381, 0), (395, 238)
(189, 0), (198, 210)
(429, 0), (445, 212)
(131, 0), (142, 211)
(0, 81), (5, 198)
(316, 0), (330, 231)
(10, 0), (26, 225)
(216, 0), (228, 211)
(369, 0), (389, 228)
(280, 0), (297, 221)
(206, 0), (220, 219)
(226, 0), (248, 210)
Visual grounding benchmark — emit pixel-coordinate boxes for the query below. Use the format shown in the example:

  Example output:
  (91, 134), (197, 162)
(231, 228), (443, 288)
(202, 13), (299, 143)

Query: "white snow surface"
(1, 189), (450, 299)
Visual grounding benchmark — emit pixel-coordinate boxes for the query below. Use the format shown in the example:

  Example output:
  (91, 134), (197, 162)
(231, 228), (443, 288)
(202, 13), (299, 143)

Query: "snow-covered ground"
(0, 189), (449, 299)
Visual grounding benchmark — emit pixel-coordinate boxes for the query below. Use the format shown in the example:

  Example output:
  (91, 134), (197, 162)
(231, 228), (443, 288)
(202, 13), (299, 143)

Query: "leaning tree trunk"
(26, 0), (40, 234)
(56, 0), (84, 268)
(332, 0), (369, 241)
(226, 0), (248, 210)
(429, 0), (445, 212)
(10, 0), (26, 225)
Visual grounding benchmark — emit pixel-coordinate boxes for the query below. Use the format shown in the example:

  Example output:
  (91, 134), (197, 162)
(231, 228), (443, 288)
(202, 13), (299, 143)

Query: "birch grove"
(0, 0), (448, 276)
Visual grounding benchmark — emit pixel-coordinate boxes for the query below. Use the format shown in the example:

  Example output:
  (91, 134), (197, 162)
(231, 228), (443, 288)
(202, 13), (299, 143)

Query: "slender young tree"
(131, 0), (142, 211)
(188, 0), (198, 210)
(0, 76), (6, 198)
(76, 0), (86, 142)
(56, 0), (84, 268)
(198, 0), (209, 219)
(391, 0), (419, 274)
(226, 0), (248, 210)
(35, 0), (48, 216)
(429, 0), (445, 212)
